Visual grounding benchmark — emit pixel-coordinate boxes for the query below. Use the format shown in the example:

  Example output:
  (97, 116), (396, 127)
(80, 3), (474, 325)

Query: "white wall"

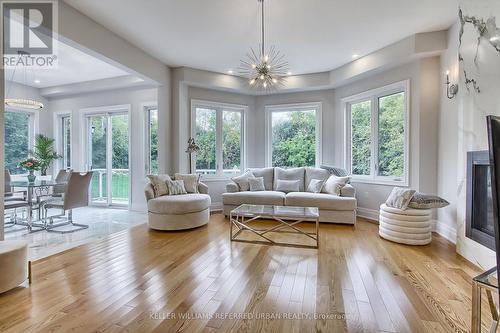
(437, 23), (460, 243)
(48, 86), (158, 211)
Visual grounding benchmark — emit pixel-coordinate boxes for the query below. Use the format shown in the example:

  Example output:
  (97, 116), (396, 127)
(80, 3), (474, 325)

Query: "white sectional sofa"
(222, 167), (357, 224)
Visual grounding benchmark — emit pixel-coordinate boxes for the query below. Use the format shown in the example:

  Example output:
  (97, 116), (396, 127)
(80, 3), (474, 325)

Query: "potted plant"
(19, 157), (42, 182)
(31, 134), (61, 176)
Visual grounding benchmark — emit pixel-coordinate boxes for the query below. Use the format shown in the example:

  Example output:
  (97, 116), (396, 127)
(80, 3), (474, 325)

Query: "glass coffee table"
(229, 204), (319, 249)
(472, 267), (499, 333)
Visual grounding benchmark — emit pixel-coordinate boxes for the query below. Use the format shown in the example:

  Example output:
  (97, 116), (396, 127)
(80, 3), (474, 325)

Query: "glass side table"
(472, 267), (499, 333)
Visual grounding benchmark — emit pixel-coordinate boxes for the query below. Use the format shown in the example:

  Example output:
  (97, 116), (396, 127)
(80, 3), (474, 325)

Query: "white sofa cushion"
(247, 167), (274, 190)
(148, 193), (211, 214)
(222, 191), (285, 206)
(305, 167), (330, 189)
(274, 167), (305, 191)
(285, 192), (357, 211)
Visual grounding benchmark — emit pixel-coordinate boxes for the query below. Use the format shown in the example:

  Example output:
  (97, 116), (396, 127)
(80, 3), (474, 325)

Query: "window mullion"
(371, 97), (378, 179)
(216, 108), (223, 176)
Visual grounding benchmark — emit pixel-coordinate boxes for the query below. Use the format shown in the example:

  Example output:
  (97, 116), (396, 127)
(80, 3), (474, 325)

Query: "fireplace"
(466, 150), (495, 250)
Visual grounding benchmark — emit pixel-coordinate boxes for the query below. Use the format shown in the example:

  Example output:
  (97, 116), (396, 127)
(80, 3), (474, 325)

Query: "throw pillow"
(320, 165), (350, 177)
(231, 170), (255, 191)
(147, 174), (171, 197)
(275, 179), (301, 193)
(386, 187), (416, 210)
(274, 167), (305, 191)
(307, 179), (325, 193)
(166, 179), (187, 195)
(174, 173), (200, 193)
(247, 167), (274, 190)
(408, 193), (450, 209)
(249, 177), (265, 191)
(322, 175), (350, 195)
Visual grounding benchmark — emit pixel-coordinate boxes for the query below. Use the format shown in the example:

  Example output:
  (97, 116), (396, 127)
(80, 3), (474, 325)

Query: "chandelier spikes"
(238, 0), (289, 90)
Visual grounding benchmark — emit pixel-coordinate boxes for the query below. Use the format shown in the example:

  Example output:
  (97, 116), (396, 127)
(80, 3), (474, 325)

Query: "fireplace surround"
(466, 150), (495, 250)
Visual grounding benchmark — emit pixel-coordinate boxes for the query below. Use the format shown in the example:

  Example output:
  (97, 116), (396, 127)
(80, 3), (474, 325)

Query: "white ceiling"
(64, 0), (458, 75)
(5, 41), (129, 88)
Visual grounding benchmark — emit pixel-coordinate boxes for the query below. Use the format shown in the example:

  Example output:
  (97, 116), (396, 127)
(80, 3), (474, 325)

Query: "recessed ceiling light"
(352, 54), (359, 59)
(490, 36), (499, 42)
(227, 70), (233, 74)
(34, 79), (40, 84)
(287, 71), (292, 75)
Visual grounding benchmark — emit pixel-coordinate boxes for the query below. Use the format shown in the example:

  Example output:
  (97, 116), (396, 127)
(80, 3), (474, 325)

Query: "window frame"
(190, 99), (247, 179)
(143, 103), (158, 175)
(343, 80), (410, 186)
(53, 110), (72, 172)
(265, 102), (322, 168)
(5, 107), (37, 176)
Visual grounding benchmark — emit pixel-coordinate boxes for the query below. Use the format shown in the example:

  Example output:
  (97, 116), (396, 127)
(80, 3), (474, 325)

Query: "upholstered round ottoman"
(147, 193), (211, 231)
(0, 240), (30, 294)
(379, 204), (432, 245)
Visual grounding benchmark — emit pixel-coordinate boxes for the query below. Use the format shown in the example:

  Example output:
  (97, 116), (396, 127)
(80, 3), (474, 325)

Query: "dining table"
(10, 179), (66, 231)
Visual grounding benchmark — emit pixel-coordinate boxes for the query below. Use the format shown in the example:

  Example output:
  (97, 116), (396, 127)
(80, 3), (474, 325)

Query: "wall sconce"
(446, 70), (458, 99)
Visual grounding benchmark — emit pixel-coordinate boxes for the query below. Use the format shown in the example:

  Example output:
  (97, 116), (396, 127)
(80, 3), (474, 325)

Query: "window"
(61, 115), (71, 169)
(5, 110), (34, 174)
(192, 100), (245, 177)
(145, 107), (158, 174)
(345, 80), (409, 185)
(266, 103), (321, 167)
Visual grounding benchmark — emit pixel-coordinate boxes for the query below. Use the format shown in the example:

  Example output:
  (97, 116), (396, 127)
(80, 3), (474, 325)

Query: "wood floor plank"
(0, 215), (492, 333)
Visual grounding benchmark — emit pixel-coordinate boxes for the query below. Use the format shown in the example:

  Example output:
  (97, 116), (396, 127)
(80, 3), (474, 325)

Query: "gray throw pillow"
(249, 177), (265, 191)
(307, 179), (324, 193)
(386, 187), (416, 210)
(275, 179), (301, 193)
(231, 170), (255, 191)
(174, 173), (200, 193)
(408, 193), (450, 209)
(166, 179), (187, 195)
(147, 174), (171, 197)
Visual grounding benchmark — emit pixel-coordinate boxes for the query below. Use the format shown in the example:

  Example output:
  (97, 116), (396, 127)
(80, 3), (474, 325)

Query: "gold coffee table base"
(230, 205), (319, 249)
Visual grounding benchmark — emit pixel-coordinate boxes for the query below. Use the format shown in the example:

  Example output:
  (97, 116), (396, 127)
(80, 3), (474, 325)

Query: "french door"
(86, 112), (129, 207)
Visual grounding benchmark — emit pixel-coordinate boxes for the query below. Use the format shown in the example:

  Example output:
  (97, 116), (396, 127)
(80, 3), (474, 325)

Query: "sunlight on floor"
(5, 207), (147, 260)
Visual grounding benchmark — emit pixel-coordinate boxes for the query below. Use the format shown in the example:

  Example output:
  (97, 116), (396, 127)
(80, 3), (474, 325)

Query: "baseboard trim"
(432, 220), (457, 244)
(357, 207), (379, 222)
(211, 202), (223, 212)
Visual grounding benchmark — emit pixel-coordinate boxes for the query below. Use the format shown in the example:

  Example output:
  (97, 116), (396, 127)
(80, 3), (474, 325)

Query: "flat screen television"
(486, 115), (500, 303)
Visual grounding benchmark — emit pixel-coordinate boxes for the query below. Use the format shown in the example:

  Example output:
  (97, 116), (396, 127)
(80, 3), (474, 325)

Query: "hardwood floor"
(0, 214), (493, 332)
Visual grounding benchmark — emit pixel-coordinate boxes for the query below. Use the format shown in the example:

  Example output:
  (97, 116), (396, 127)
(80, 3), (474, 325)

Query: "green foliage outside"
(350, 92), (405, 178)
(222, 112), (241, 171)
(272, 111), (316, 167)
(5, 111), (30, 174)
(195, 109), (242, 174)
(195, 109), (217, 173)
(351, 101), (371, 175)
(378, 93), (405, 177)
(149, 110), (159, 174)
(90, 115), (129, 201)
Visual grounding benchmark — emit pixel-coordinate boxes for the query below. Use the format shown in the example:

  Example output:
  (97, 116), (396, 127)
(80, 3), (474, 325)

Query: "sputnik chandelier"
(239, 0), (289, 90)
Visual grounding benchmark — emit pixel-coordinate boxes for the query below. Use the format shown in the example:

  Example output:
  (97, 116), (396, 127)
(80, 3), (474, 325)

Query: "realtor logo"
(2, 0), (58, 68)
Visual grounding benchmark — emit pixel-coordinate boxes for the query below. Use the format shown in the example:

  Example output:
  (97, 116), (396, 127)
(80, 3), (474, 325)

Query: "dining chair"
(52, 169), (72, 197)
(4, 169), (26, 202)
(43, 171), (93, 233)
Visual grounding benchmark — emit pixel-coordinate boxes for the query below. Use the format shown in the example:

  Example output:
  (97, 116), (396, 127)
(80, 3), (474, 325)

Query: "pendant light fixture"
(239, 0), (289, 90)
(5, 51), (44, 110)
